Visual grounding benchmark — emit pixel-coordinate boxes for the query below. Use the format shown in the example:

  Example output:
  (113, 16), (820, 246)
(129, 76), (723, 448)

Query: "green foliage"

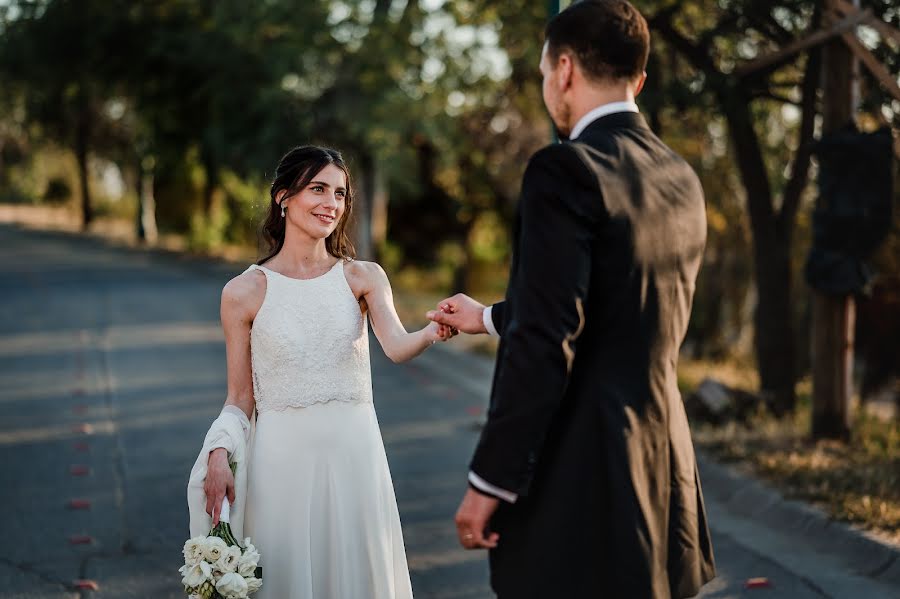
(1, 0), (896, 373)
(189, 209), (230, 253)
(219, 170), (268, 246)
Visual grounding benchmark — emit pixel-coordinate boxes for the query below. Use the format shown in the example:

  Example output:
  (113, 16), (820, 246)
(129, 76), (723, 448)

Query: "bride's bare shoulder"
(343, 260), (388, 290)
(221, 267), (267, 320)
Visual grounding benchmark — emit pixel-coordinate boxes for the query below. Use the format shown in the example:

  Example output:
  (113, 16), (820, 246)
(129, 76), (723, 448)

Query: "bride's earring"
(280, 202), (286, 218)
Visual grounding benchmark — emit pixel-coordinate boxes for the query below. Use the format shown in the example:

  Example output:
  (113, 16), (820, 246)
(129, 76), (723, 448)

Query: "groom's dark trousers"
(473, 111), (716, 598)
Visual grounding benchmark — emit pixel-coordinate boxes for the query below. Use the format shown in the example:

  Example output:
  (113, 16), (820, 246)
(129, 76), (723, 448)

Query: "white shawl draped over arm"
(187, 405), (254, 539)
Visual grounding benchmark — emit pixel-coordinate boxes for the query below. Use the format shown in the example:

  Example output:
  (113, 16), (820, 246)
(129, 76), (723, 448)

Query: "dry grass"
(692, 382), (900, 544)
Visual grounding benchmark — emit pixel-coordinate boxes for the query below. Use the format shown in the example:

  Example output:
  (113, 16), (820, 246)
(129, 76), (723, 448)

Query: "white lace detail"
(246, 260), (373, 413)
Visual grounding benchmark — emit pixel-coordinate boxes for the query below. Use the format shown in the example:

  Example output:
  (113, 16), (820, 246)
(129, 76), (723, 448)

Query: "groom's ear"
(557, 52), (575, 91)
(633, 71), (647, 97)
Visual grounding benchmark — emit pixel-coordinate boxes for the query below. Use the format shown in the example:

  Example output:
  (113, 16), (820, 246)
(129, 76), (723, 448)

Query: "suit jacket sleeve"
(490, 301), (505, 336)
(470, 144), (595, 497)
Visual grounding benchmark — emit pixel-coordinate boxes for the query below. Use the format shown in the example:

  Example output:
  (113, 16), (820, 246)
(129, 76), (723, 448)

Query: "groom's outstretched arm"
(470, 143), (596, 498)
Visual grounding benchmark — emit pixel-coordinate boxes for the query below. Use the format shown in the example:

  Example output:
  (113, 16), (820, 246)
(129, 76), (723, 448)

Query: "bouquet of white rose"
(180, 496), (262, 599)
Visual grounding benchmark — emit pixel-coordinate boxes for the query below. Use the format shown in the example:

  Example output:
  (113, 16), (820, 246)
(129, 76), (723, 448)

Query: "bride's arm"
(349, 261), (449, 363)
(205, 270), (264, 524)
(218, 272), (261, 419)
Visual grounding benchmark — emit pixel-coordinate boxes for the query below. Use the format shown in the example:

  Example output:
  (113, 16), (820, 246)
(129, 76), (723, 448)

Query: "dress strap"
(245, 264), (272, 281)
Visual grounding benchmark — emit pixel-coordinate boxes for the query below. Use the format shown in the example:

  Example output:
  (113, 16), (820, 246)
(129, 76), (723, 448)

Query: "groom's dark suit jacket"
(474, 111), (715, 598)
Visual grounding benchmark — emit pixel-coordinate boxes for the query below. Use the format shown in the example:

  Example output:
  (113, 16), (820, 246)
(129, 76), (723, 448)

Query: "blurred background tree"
(0, 0), (896, 415)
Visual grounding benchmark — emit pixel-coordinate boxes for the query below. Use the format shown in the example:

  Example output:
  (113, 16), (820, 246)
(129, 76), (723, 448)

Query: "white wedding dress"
(242, 260), (413, 599)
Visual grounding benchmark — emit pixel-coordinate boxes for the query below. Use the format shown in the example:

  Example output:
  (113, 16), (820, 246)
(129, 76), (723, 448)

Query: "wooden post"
(811, 0), (857, 440)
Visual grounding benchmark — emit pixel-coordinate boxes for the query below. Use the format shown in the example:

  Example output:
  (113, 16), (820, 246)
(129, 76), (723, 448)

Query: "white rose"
(179, 560), (212, 588)
(246, 576), (263, 594)
(242, 541), (259, 559)
(236, 546), (260, 576)
(216, 571), (249, 599)
(203, 536), (228, 562)
(215, 545), (242, 573)
(182, 536), (207, 566)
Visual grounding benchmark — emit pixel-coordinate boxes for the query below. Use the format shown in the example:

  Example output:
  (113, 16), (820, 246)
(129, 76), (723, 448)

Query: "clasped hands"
(426, 293), (489, 336)
(427, 294), (502, 550)
(427, 292), (486, 343)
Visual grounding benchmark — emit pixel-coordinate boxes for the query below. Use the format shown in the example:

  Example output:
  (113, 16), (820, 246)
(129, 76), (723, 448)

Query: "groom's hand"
(426, 294), (487, 335)
(455, 488), (500, 550)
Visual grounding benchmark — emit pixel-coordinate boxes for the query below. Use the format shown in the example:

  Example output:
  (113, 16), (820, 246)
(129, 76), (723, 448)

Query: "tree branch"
(841, 31), (900, 102)
(831, 0), (900, 45)
(698, 12), (741, 49)
(779, 47), (821, 235)
(648, 9), (722, 77)
(751, 90), (799, 104)
(734, 8), (871, 79)
(744, 8), (794, 46)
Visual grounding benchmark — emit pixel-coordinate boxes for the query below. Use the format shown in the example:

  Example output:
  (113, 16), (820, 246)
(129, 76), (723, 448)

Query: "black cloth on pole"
(805, 126), (894, 296)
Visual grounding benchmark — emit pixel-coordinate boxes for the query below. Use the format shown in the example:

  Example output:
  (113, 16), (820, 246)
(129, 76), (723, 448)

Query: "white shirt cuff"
(469, 471), (518, 504)
(483, 306), (500, 338)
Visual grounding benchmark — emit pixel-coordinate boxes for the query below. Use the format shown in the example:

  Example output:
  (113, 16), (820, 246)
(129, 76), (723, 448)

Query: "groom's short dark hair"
(545, 0), (650, 82)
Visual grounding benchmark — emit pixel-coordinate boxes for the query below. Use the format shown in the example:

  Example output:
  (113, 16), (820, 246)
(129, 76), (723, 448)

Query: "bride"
(203, 145), (453, 598)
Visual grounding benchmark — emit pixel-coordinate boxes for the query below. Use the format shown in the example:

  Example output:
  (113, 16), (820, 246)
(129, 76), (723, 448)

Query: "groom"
(427, 1), (715, 597)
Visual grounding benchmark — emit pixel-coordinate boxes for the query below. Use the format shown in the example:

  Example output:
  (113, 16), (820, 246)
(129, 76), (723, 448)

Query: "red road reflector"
(69, 465), (90, 476)
(72, 423), (94, 434)
(68, 499), (91, 510)
(73, 442), (90, 452)
(466, 406), (482, 416)
(72, 579), (99, 591)
(68, 535), (94, 545)
(744, 577), (772, 589)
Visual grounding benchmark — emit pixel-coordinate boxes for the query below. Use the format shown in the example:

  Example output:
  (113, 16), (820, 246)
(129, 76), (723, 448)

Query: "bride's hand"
(205, 447), (236, 526)
(426, 320), (457, 344)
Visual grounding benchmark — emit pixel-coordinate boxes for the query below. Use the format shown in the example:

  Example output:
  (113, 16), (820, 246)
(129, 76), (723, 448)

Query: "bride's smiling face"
(279, 164), (348, 240)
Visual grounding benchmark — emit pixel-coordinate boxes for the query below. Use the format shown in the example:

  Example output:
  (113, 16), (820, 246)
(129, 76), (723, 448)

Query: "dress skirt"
(244, 400), (413, 599)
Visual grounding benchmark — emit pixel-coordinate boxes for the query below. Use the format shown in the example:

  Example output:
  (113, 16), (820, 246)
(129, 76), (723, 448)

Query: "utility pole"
(811, 0), (858, 440)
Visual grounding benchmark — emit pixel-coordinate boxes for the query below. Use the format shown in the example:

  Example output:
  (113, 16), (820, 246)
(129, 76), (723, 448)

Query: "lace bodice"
(246, 260), (373, 413)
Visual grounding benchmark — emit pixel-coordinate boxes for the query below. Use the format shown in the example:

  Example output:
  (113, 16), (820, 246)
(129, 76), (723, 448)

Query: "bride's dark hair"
(258, 145), (356, 265)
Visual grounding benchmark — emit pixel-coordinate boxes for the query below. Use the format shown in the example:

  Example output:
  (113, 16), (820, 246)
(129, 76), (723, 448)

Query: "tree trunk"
(136, 155), (158, 245)
(451, 219), (477, 296)
(723, 92), (796, 412)
(753, 236), (796, 413)
(75, 109), (92, 231)
(352, 150), (376, 261)
(201, 149), (219, 217)
(812, 0), (856, 439)
(371, 162), (388, 258)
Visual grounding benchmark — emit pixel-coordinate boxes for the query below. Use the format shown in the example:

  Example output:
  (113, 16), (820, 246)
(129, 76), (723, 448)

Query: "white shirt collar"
(569, 100), (639, 140)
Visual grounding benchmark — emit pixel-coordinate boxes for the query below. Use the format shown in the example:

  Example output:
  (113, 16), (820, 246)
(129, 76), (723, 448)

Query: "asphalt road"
(0, 223), (889, 598)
